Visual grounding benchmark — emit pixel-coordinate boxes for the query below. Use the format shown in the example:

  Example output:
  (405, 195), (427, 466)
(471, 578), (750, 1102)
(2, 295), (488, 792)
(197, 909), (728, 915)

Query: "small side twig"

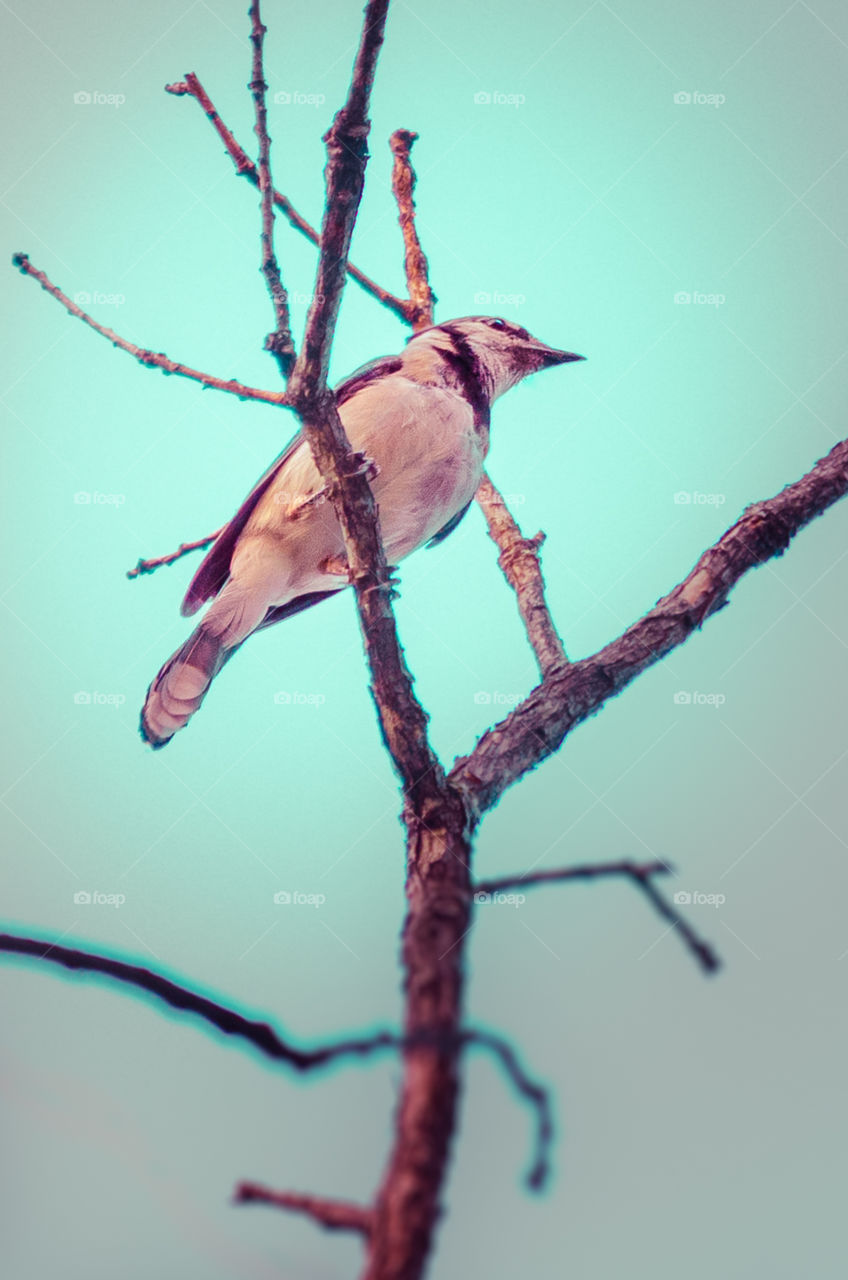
(165, 74), (412, 323)
(248, 0), (296, 376)
(477, 860), (720, 975)
(126, 528), (222, 579)
(475, 472), (568, 676)
(389, 128), (435, 331)
(11, 254), (288, 408)
(233, 1184), (374, 1235)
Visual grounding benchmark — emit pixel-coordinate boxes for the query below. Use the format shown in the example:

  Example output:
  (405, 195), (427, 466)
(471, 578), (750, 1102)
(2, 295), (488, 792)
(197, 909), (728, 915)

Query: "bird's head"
(404, 315), (584, 402)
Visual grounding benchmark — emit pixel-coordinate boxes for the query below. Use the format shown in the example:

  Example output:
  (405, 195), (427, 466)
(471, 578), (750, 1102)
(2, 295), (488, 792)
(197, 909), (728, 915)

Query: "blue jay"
(140, 316), (583, 746)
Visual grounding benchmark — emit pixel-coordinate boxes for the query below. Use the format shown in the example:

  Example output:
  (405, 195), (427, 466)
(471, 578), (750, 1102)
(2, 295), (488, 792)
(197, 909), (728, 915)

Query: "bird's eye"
(490, 319), (506, 330)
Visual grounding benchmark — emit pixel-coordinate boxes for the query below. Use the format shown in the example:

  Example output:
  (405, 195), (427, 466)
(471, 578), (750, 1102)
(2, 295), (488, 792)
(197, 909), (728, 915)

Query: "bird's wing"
(335, 355), (402, 406)
(181, 356), (403, 618)
(426, 498), (474, 548)
(181, 431), (304, 616)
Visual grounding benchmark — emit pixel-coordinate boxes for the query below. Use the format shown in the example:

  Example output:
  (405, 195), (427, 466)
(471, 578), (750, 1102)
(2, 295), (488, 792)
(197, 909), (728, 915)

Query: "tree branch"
(477, 860), (719, 975)
(11, 254), (288, 408)
(389, 129), (435, 331)
(165, 74), (412, 323)
(126, 528), (222, 580)
(234, 1183), (374, 1234)
(451, 436), (848, 821)
(475, 472), (568, 675)
(0, 931), (551, 1188)
(248, 0), (296, 376)
(284, 0), (445, 810)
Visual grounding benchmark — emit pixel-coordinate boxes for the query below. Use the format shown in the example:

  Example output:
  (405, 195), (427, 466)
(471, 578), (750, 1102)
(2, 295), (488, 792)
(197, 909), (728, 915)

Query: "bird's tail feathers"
(140, 583), (267, 748)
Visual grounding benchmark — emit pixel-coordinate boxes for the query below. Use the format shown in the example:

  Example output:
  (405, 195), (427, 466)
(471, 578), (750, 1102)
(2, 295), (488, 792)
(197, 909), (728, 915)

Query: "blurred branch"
(452, 437), (848, 821)
(0, 931), (551, 1188)
(477, 860), (720, 975)
(11, 254), (288, 407)
(234, 1184), (374, 1234)
(248, 0), (296, 376)
(165, 74), (413, 323)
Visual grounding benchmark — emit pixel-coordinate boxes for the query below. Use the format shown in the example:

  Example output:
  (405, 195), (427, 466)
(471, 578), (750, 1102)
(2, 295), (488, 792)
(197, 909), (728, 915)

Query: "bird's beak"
(529, 341), (585, 367)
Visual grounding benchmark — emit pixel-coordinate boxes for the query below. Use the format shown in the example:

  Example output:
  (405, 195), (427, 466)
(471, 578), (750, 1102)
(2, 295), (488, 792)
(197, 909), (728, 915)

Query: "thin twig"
(234, 1184), (374, 1234)
(389, 129), (435, 331)
(477, 859), (669, 893)
(451, 436), (848, 821)
(126, 528), (222, 579)
(477, 860), (720, 975)
(11, 254), (288, 408)
(475, 472), (568, 676)
(248, 0), (296, 376)
(165, 75), (412, 323)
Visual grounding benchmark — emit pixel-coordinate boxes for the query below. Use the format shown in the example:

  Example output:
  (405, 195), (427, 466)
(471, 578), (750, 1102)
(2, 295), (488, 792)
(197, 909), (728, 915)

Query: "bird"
(140, 316), (584, 747)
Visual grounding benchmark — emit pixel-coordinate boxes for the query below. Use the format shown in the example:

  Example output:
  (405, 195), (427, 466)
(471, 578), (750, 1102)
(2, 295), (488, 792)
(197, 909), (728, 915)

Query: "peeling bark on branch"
(475, 472), (568, 675)
(452, 438), (848, 821)
(389, 129), (435, 331)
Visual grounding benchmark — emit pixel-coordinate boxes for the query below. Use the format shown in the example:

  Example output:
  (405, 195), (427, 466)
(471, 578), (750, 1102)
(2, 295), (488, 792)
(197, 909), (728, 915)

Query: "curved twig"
(165, 74), (412, 323)
(11, 254), (288, 408)
(248, 0), (296, 376)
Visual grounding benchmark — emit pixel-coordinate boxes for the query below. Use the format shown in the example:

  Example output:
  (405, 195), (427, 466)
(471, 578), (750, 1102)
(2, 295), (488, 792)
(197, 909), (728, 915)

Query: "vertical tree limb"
(389, 129), (436, 331)
(248, 0), (296, 376)
(475, 473), (568, 675)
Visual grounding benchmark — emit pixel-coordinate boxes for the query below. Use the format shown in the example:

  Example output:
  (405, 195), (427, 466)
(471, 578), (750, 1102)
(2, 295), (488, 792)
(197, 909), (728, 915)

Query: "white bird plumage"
(140, 316), (583, 747)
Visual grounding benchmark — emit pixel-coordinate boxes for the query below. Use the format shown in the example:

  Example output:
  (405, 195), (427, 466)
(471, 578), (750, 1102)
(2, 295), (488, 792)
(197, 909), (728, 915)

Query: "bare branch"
(234, 1184), (374, 1234)
(389, 129), (435, 331)
(248, 0), (296, 376)
(11, 254), (288, 408)
(477, 859), (669, 894)
(452, 437), (848, 821)
(475, 472), (568, 676)
(284, 0), (445, 808)
(0, 932), (393, 1071)
(0, 931), (551, 1187)
(477, 860), (720, 975)
(165, 75), (412, 323)
(126, 528), (222, 580)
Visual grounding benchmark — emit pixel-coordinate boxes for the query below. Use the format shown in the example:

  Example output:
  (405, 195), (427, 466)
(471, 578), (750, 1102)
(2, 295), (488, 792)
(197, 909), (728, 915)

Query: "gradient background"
(3, 1), (848, 1276)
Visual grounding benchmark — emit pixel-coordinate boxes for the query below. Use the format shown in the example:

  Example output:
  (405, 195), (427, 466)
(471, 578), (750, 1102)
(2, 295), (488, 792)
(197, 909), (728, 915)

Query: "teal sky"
(3, 1), (848, 1276)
